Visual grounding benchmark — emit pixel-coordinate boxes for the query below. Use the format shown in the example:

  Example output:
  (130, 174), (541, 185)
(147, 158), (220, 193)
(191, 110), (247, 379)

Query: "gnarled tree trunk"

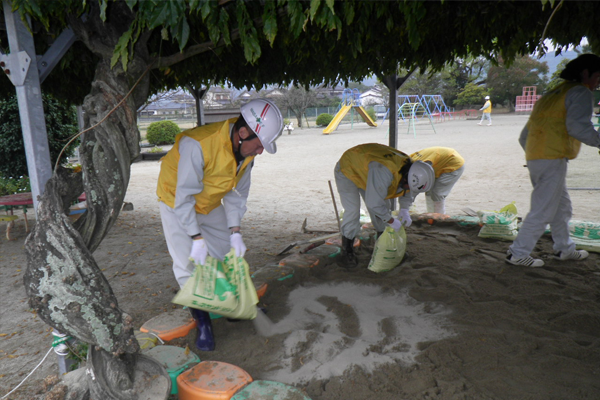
(23, 2), (156, 397)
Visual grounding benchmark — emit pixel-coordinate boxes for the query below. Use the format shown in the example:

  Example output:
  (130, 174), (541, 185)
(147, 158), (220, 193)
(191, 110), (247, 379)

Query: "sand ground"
(2, 113), (600, 399)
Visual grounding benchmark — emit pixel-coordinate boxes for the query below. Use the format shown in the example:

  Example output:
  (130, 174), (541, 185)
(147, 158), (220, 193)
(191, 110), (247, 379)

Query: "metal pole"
(3, 1), (52, 212)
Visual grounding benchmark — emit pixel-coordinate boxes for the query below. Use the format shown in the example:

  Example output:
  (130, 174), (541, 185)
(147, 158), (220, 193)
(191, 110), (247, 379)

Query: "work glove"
(399, 209), (412, 228)
(230, 232), (247, 258)
(190, 238), (208, 266)
(389, 218), (403, 232)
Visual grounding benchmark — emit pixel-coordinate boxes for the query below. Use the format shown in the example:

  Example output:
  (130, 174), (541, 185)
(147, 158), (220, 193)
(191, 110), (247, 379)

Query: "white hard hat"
(240, 99), (283, 154)
(485, 95), (490, 99)
(407, 161), (435, 194)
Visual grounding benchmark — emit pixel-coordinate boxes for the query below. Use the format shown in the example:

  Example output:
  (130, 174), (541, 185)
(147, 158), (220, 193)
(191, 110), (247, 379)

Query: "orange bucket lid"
(177, 361), (253, 400)
(140, 308), (196, 342)
(254, 282), (268, 298)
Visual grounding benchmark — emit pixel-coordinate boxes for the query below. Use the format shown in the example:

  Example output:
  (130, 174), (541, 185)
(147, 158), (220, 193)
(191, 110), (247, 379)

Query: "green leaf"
(110, 29), (133, 71)
(99, 0), (108, 22)
(218, 9), (231, 46)
(288, 0), (305, 37)
(236, 2), (262, 62)
(200, 0), (214, 21)
(174, 19), (190, 51)
(207, 11), (221, 46)
(125, 0), (138, 9)
(309, 0), (321, 21)
(263, 2), (278, 46)
(325, 0), (335, 14)
(146, 2), (169, 29)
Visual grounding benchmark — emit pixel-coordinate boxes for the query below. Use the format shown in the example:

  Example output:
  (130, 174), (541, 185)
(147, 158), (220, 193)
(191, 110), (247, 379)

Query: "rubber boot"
(189, 308), (215, 351)
(341, 236), (358, 268)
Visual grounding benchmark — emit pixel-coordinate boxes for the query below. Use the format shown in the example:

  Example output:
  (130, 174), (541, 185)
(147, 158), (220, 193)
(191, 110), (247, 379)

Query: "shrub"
(365, 107), (377, 122)
(0, 94), (79, 178)
(0, 175), (31, 197)
(316, 113), (333, 127)
(146, 120), (180, 145)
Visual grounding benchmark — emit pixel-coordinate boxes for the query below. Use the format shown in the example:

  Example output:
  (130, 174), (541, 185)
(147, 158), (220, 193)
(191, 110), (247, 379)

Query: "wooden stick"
(328, 180), (342, 233)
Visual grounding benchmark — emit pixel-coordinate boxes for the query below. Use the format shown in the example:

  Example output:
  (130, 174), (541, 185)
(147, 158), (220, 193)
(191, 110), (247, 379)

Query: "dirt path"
(2, 113), (600, 399)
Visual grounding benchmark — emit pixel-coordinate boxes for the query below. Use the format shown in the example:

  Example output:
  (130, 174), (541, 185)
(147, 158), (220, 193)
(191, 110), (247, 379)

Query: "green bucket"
(231, 380), (312, 399)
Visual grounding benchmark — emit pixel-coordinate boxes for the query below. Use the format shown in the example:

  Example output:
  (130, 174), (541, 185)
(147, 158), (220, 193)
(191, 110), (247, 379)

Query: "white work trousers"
(159, 202), (230, 287)
(479, 113), (491, 124)
(508, 158), (575, 259)
(334, 166), (389, 238)
(426, 166), (465, 203)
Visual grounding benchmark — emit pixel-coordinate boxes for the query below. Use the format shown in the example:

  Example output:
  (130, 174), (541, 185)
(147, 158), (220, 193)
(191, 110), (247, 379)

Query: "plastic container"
(231, 380), (312, 400)
(177, 361), (252, 400)
(145, 345), (201, 395)
(254, 281), (268, 298)
(135, 329), (159, 351)
(305, 244), (341, 258)
(251, 264), (294, 283)
(140, 308), (196, 341)
(278, 253), (319, 268)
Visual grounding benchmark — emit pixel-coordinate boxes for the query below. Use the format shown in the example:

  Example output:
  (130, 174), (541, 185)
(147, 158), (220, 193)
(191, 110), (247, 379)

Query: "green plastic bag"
(368, 226), (407, 273)
(172, 250), (258, 320)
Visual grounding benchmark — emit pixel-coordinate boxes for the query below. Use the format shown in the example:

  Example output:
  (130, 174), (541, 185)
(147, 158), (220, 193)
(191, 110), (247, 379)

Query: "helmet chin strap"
(234, 132), (258, 163)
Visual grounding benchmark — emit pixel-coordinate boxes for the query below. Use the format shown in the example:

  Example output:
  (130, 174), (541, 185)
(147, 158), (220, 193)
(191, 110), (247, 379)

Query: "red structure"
(515, 86), (542, 112)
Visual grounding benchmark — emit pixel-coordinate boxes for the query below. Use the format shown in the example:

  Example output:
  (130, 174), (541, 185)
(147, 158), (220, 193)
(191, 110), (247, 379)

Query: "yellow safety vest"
(156, 118), (255, 214)
(339, 143), (411, 199)
(410, 147), (464, 178)
(525, 81), (582, 161)
(482, 100), (492, 114)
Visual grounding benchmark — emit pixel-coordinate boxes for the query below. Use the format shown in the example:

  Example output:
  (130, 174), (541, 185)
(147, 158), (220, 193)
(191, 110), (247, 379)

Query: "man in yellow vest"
(410, 147), (465, 214)
(478, 95), (492, 126)
(157, 98), (283, 350)
(334, 143), (435, 267)
(506, 54), (600, 268)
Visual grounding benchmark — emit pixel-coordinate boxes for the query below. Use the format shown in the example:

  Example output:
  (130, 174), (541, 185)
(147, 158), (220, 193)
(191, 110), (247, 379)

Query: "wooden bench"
(0, 192), (32, 240)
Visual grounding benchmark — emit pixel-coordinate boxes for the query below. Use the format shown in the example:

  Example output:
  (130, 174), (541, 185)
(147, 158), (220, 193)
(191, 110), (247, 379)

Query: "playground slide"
(323, 105), (352, 134)
(355, 106), (377, 127)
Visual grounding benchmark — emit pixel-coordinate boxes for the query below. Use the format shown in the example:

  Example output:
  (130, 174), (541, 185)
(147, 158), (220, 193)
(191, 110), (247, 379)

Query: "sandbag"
(478, 202), (518, 241)
(568, 220), (600, 253)
(172, 250), (258, 320)
(368, 226), (407, 273)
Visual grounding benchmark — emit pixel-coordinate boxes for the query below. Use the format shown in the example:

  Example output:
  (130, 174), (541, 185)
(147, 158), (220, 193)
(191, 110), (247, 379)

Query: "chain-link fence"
(137, 105), (381, 132)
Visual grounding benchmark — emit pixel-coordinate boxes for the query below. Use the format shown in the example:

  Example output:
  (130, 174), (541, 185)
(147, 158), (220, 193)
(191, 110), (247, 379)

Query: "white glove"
(399, 209), (412, 227)
(190, 238), (208, 265)
(389, 218), (402, 231)
(230, 232), (247, 257)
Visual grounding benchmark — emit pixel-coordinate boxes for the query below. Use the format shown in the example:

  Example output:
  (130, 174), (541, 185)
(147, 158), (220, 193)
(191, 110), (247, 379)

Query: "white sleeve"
(365, 162), (395, 223)
(518, 125), (529, 151)
(223, 161), (253, 228)
(173, 136), (204, 236)
(398, 192), (415, 210)
(565, 86), (600, 147)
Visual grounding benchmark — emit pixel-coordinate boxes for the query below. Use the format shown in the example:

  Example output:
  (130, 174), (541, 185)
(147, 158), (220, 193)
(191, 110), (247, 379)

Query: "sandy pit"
(2, 112), (600, 399)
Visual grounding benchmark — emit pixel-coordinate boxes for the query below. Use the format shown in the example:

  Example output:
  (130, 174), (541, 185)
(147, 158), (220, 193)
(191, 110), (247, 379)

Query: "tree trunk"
(293, 111), (303, 127)
(23, 3), (155, 396)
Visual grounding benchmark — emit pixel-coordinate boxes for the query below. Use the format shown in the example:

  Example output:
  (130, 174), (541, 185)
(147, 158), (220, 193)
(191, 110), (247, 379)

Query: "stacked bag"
(568, 220), (600, 254)
(477, 202), (519, 241)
